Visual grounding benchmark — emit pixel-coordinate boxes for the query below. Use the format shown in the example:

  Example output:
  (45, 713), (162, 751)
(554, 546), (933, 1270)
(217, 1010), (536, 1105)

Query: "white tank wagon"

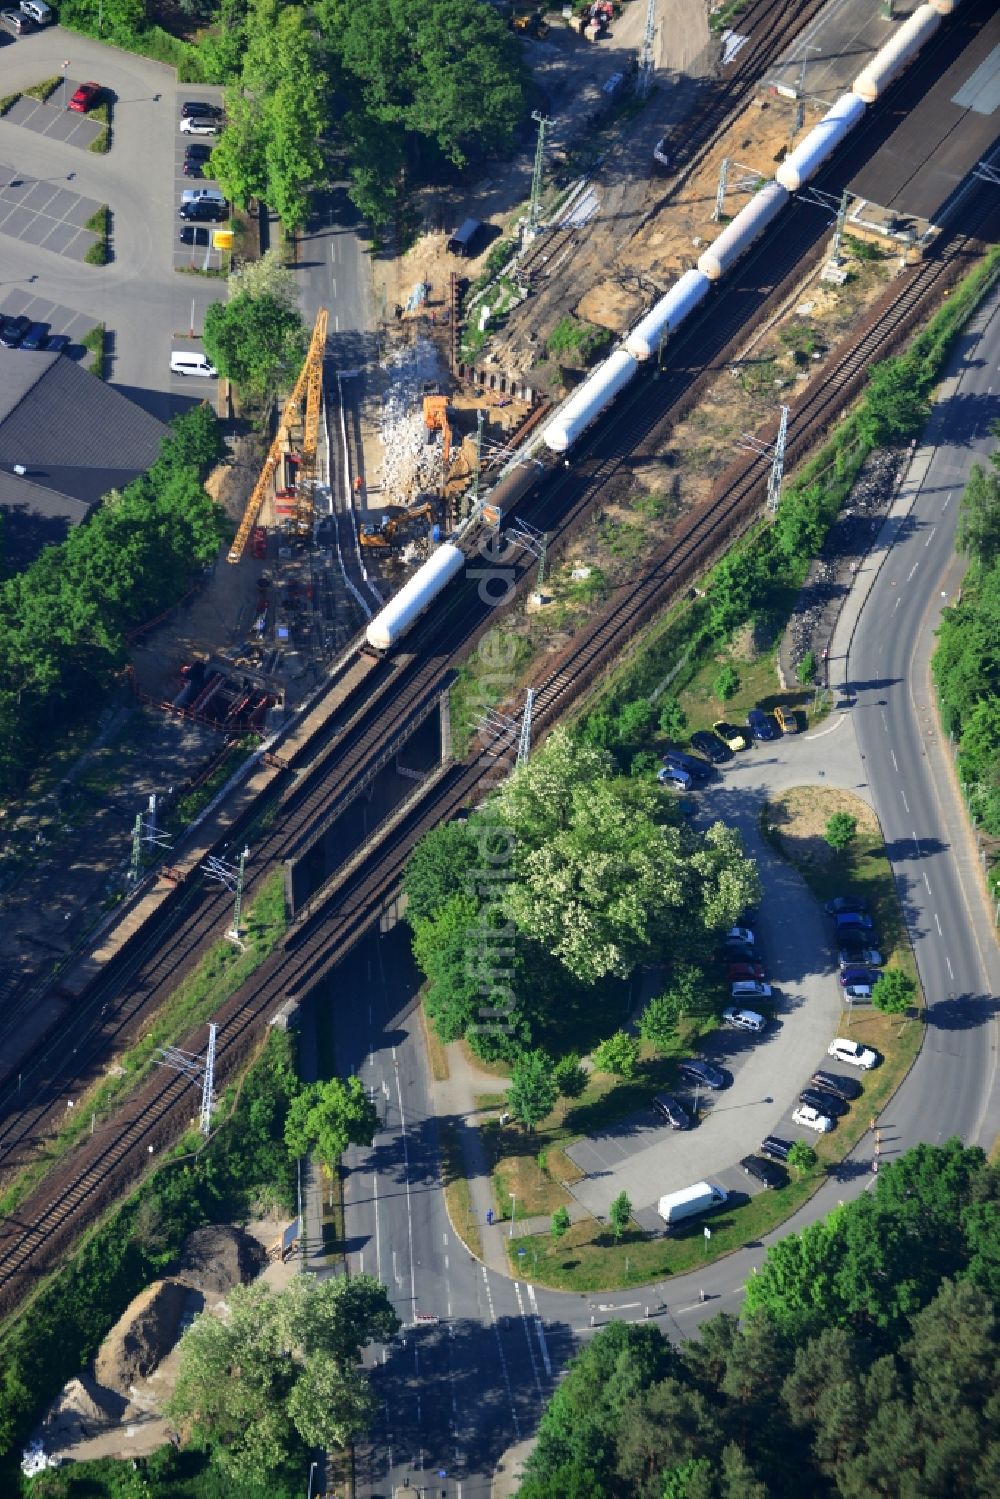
(542, 348), (639, 454)
(625, 269), (713, 361)
(927, 0), (961, 14)
(365, 542), (465, 652)
(697, 182), (791, 283)
(776, 93), (868, 192)
(853, 5), (941, 104)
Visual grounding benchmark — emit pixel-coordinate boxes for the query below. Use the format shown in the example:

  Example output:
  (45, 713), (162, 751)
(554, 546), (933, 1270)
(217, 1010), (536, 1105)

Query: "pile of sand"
(177, 1222), (267, 1298)
(94, 1278), (191, 1398)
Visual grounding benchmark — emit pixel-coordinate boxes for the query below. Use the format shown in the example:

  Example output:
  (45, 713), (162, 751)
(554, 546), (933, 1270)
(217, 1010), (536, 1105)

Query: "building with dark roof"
(0, 349), (169, 571)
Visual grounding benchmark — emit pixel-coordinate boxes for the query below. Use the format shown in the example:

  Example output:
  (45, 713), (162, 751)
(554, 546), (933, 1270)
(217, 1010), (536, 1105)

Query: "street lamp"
(307, 1460), (318, 1499)
(509, 1192), (516, 1239)
(60, 59), (70, 110)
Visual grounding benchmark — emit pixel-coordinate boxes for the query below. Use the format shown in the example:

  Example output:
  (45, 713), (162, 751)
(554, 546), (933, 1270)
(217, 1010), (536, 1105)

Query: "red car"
(726, 960), (766, 983)
(68, 81), (102, 113)
(251, 527), (267, 559)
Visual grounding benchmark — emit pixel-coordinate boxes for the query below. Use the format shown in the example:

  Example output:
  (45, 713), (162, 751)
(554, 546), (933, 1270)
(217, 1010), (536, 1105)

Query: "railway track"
(0, 1), (994, 1307)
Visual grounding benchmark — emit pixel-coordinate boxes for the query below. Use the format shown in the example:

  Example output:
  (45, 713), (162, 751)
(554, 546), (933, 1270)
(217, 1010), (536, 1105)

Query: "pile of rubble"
(780, 447), (903, 687)
(375, 338), (448, 504)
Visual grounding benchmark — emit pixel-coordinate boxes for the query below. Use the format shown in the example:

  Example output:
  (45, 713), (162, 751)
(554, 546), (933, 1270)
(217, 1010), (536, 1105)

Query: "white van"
(722, 1006), (766, 1034)
(180, 188), (226, 207)
(730, 979), (772, 1001)
(170, 350), (217, 378)
(20, 0), (52, 22)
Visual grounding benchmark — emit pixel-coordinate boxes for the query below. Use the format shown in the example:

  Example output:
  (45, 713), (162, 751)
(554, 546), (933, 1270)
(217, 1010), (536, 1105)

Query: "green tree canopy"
(956, 441), (1000, 568)
(592, 1030), (640, 1078)
(507, 1048), (558, 1131)
(167, 1275), (398, 1484)
(824, 812), (858, 850)
(203, 288), (308, 401)
(871, 968), (914, 1016)
(283, 1076), (377, 1171)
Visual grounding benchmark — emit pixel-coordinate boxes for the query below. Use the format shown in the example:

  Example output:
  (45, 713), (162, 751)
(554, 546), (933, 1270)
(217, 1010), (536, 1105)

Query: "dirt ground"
(765, 786), (880, 871)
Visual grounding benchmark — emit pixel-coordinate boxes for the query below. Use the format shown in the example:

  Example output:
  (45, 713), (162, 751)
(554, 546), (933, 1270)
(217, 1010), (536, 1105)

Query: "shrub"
(824, 812), (858, 850)
(553, 1052), (587, 1098)
(713, 663), (740, 701)
(84, 238), (109, 266)
(797, 650), (817, 685)
(592, 1030), (639, 1078)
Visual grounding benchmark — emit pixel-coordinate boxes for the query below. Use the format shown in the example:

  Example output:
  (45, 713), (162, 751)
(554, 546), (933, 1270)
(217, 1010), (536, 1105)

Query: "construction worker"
(354, 475), (363, 494)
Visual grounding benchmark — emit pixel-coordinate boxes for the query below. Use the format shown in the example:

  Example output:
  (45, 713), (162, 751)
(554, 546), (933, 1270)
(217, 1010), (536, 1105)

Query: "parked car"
(178, 203), (227, 223)
(840, 966), (876, 990)
(713, 720), (749, 752)
(844, 980), (874, 1002)
(44, 333), (70, 354)
(726, 961), (766, 983)
(180, 116), (218, 135)
(810, 1069), (862, 1102)
(657, 765), (691, 790)
(20, 1), (53, 24)
(722, 1007), (766, 1034)
(838, 946), (883, 969)
(661, 750), (711, 781)
(725, 926), (755, 947)
(68, 81), (102, 113)
(181, 187), (226, 206)
(828, 1037), (879, 1069)
(835, 911), (875, 933)
(793, 1104), (834, 1133)
(653, 1093), (690, 1130)
(746, 708), (779, 742)
(179, 226), (211, 247)
(741, 1154), (787, 1188)
(181, 101), (223, 119)
(0, 314), (30, 347)
(724, 941), (756, 964)
(730, 979), (772, 1001)
(774, 704), (798, 734)
(690, 729), (731, 764)
(760, 1135), (793, 1162)
(825, 896), (870, 916)
(838, 924), (880, 953)
(184, 143), (213, 163)
(19, 321), (49, 350)
(799, 1087), (848, 1118)
(677, 1058), (727, 1090)
(0, 8), (33, 34)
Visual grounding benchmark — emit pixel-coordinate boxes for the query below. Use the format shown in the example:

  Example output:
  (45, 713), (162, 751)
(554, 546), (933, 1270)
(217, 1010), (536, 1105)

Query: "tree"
(787, 1140), (817, 1175)
(609, 1190), (633, 1241)
(203, 289), (308, 401)
(797, 650), (817, 685)
(553, 1052), (587, 1099)
(229, 247), (301, 310)
(167, 1275), (398, 1484)
(957, 451), (1000, 568)
(284, 1075), (377, 1171)
(592, 1030), (640, 1079)
(871, 968), (915, 1016)
(551, 1205), (571, 1242)
(713, 664), (740, 702)
(403, 819), (479, 923)
(507, 1048), (558, 1131)
(658, 697), (687, 738)
(640, 965), (704, 1048)
(824, 812), (858, 850)
(614, 697), (657, 744)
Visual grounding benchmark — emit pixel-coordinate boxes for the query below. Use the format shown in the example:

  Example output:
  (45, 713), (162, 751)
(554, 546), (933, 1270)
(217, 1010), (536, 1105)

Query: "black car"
(45, 333), (70, 354)
(825, 896), (869, 916)
(180, 226), (211, 247)
(181, 100), (223, 119)
(838, 926), (880, 954)
(178, 202), (227, 223)
(0, 313), (30, 347)
(741, 1154), (787, 1188)
(662, 749), (711, 781)
(800, 1087), (849, 1118)
(184, 143), (213, 162)
(810, 1069), (862, 1102)
(690, 729), (731, 765)
(653, 1093), (690, 1130)
(677, 1058), (726, 1090)
(746, 708), (779, 742)
(183, 159), (207, 178)
(760, 1135), (792, 1162)
(20, 321), (49, 350)
(724, 941), (756, 964)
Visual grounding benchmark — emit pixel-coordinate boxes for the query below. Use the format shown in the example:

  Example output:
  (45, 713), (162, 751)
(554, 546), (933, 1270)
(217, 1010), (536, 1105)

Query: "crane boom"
(226, 308), (329, 564)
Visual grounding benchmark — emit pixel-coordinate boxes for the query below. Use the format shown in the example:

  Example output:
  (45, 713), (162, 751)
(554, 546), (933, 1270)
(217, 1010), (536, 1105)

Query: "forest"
(517, 1140), (1000, 1499)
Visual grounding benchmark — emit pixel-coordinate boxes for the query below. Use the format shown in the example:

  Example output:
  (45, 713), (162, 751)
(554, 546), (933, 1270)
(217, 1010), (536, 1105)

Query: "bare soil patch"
(765, 786), (880, 872)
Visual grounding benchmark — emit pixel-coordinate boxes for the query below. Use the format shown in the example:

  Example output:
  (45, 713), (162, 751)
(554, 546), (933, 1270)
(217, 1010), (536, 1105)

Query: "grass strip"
(0, 870), (287, 1222)
(81, 323), (106, 379)
(24, 76), (60, 102)
(440, 1120), (483, 1261)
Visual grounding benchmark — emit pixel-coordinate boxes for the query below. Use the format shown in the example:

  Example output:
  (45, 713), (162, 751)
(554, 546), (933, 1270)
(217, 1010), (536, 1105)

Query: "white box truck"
(657, 1181), (728, 1227)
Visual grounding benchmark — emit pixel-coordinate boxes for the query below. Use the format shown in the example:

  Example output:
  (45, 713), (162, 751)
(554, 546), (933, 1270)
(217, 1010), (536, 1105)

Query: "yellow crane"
(226, 307), (329, 564)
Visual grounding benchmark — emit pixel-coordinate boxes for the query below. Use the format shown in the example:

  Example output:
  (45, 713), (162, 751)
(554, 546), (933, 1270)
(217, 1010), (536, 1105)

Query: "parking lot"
(4, 85), (105, 150)
(0, 161), (102, 262)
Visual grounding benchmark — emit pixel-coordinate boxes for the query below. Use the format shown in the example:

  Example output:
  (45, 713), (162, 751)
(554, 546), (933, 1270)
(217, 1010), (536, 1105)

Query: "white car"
(180, 116), (218, 136)
(793, 1104), (833, 1134)
(657, 765), (691, 789)
(180, 187), (226, 206)
(725, 926), (755, 946)
(828, 1037), (879, 1070)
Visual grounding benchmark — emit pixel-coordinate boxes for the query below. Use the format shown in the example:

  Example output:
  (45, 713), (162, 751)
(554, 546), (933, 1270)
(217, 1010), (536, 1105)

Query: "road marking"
(393, 1049), (418, 1322)
(907, 561), (919, 582)
(935, 912), (943, 936)
(900, 789), (909, 813)
(890, 749), (899, 772)
(331, 276), (337, 297)
(943, 491), (952, 510)
(513, 1281), (544, 1397)
(481, 1267), (520, 1439)
(373, 1159), (382, 1287)
(946, 953), (955, 980)
(912, 833), (922, 859)
(804, 714), (847, 741)
(923, 872), (932, 895)
(527, 1284), (553, 1377)
(925, 528), (935, 548)
(335, 313), (340, 331)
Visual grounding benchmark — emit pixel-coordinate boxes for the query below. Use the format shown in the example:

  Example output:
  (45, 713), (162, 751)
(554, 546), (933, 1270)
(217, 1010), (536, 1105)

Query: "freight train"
(365, 0), (961, 654)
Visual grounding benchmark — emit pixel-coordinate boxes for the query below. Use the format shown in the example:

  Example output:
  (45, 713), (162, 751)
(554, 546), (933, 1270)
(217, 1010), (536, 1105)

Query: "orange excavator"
(359, 501), (436, 549)
(422, 393), (453, 468)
